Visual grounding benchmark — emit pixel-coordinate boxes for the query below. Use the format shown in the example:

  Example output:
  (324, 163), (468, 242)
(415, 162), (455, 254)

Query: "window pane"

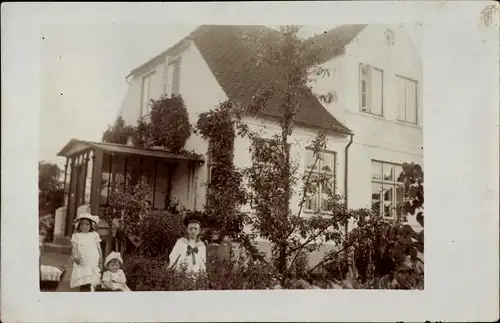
(142, 74), (153, 116)
(306, 182), (319, 211)
(371, 161), (382, 180)
(360, 64), (370, 111)
(383, 185), (394, 218)
(305, 149), (319, 172)
(371, 182), (382, 214)
(371, 68), (383, 116)
(166, 64), (174, 96)
(395, 165), (404, 183)
(114, 156), (126, 193)
(406, 79), (417, 123)
(383, 163), (394, 182)
(153, 162), (169, 209)
(396, 184), (405, 218)
(100, 154), (112, 205)
(172, 61), (181, 95)
(321, 152), (335, 173)
(396, 76), (406, 121)
(320, 179), (334, 211)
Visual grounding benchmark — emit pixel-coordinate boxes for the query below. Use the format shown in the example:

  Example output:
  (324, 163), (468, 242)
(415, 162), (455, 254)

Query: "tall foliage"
(195, 102), (263, 257)
(102, 95), (193, 154)
(232, 26), (343, 285)
(318, 163), (424, 289)
(102, 116), (135, 145)
(38, 161), (64, 216)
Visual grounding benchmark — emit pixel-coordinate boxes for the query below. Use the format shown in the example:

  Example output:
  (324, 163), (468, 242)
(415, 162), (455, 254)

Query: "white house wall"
(317, 24), (423, 230)
(234, 116), (349, 242)
(119, 41), (229, 211)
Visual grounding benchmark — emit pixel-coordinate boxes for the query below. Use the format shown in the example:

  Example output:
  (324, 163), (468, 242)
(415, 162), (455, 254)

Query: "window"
(396, 76), (418, 124)
(371, 160), (404, 219)
(164, 58), (181, 96)
(304, 149), (336, 212)
(141, 72), (154, 117)
(359, 64), (383, 116)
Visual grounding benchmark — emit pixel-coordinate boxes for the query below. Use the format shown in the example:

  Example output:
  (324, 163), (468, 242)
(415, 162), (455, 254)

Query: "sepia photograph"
(39, 23), (424, 292)
(2, 2), (498, 322)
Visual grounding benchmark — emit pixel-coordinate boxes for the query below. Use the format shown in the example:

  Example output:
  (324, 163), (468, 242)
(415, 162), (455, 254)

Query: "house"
(53, 24), (422, 258)
(119, 24), (423, 230)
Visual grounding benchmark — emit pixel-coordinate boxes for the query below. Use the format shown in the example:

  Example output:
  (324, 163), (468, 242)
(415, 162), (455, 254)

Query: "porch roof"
(57, 139), (204, 164)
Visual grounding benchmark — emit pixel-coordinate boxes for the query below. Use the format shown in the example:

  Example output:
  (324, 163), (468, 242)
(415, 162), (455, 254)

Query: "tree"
(230, 25), (347, 286)
(38, 161), (64, 216)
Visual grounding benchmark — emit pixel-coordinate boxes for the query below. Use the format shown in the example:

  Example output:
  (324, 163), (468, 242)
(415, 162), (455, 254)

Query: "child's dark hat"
(183, 212), (204, 227)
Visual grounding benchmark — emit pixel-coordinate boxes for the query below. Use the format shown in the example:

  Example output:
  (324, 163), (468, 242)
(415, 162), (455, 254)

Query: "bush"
(138, 210), (185, 257)
(123, 246), (276, 291)
(39, 214), (54, 243)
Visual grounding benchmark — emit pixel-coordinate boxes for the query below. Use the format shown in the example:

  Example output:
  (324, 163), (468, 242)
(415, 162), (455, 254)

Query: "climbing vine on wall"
(195, 101), (250, 244)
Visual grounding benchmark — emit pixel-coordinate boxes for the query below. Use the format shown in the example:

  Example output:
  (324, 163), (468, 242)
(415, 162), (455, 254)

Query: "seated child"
(101, 252), (131, 292)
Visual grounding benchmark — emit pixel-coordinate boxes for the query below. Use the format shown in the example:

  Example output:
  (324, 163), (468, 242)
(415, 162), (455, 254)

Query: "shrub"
(123, 246), (276, 291)
(138, 209), (186, 257)
(149, 95), (192, 153)
(39, 214), (54, 243)
(123, 255), (208, 291)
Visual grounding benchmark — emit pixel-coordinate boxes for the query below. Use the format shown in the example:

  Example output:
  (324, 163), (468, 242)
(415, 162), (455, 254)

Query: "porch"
(54, 139), (204, 254)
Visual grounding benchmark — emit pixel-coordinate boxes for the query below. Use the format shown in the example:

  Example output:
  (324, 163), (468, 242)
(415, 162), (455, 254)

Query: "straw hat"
(104, 251), (124, 268)
(74, 213), (100, 227)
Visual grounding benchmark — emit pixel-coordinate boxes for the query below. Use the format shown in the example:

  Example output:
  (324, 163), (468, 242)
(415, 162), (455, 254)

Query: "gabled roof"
(306, 24), (367, 62)
(129, 25), (367, 134)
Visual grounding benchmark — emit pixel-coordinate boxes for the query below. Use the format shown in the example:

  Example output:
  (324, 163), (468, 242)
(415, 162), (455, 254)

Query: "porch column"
(90, 149), (103, 215)
(192, 162), (198, 211)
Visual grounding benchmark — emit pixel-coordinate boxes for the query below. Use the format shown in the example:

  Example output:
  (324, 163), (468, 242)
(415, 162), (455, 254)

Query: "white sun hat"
(73, 213), (100, 227)
(104, 251), (124, 268)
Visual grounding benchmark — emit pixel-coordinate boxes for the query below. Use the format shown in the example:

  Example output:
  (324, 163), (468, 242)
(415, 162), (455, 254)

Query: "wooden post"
(90, 150), (103, 215)
(82, 152), (90, 204)
(65, 157), (76, 236)
(89, 151), (95, 207)
(123, 156), (128, 192)
(152, 160), (158, 208)
(62, 157), (69, 206)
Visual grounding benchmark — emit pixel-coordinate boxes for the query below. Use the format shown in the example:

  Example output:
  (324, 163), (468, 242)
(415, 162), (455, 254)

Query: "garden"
(41, 25), (424, 291)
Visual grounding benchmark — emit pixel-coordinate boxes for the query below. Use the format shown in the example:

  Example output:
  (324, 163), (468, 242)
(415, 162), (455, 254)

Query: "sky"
(40, 24), (421, 167)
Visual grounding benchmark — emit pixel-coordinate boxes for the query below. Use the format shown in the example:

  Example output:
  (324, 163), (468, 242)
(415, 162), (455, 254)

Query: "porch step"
(43, 242), (72, 255)
(53, 236), (71, 246)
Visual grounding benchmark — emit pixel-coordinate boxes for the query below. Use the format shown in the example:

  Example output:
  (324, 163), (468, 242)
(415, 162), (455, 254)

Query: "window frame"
(163, 57), (181, 97)
(359, 63), (384, 117)
(140, 71), (155, 118)
(370, 160), (405, 220)
(304, 148), (337, 213)
(395, 75), (418, 125)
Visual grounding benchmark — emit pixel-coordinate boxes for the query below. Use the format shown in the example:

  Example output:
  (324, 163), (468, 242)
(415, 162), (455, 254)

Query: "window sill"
(359, 110), (384, 119)
(394, 119), (419, 128)
(351, 111), (421, 129)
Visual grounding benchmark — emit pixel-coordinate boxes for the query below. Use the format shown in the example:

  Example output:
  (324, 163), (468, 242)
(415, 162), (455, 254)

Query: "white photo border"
(1, 1), (499, 322)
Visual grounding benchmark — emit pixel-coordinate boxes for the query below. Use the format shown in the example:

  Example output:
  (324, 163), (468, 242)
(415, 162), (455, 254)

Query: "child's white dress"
(169, 238), (206, 273)
(102, 269), (131, 291)
(70, 231), (102, 288)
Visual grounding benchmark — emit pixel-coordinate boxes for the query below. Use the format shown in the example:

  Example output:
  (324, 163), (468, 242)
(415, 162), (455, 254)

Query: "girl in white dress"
(101, 251), (131, 292)
(169, 212), (207, 273)
(70, 213), (103, 292)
